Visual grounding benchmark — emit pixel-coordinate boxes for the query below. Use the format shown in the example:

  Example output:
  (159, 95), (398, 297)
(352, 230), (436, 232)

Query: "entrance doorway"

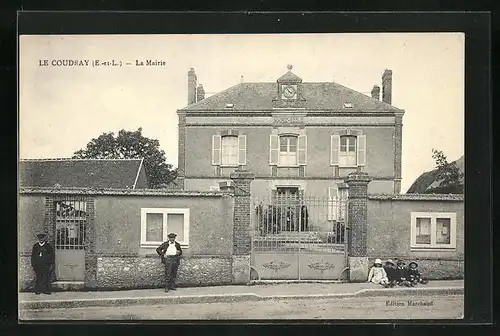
(251, 188), (349, 280)
(54, 200), (87, 281)
(275, 187), (303, 232)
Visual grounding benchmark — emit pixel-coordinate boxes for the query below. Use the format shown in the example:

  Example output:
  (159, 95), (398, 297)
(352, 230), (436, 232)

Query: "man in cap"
(31, 233), (55, 295)
(156, 233), (183, 292)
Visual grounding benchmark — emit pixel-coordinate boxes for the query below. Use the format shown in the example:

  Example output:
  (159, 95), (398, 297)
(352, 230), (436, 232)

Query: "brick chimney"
(196, 84), (205, 102)
(371, 85), (380, 100)
(188, 67), (197, 105)
(382, 69), (392, 104)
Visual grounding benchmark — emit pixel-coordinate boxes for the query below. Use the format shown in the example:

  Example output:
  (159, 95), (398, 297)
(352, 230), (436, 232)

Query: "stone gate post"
(230, 169), (255, 284)
(346, 172), (372, 282)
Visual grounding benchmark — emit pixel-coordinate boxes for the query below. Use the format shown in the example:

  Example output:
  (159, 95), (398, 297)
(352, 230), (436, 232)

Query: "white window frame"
(331, 134), (366, 168)
(339, 135), (357, 168)
(140, 208), (190, 248)
(221, 135), (239, 167)
(278, 135), (298, 167)
(410, 212), (456, 250)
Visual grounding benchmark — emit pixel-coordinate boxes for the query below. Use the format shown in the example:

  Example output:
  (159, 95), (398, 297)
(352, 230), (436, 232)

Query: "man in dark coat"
(156, 233), (182, 292)
(31, 233), (55, 295)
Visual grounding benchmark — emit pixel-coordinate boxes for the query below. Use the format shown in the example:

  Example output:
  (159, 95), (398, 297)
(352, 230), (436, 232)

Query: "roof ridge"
(20, 158), (144, 162)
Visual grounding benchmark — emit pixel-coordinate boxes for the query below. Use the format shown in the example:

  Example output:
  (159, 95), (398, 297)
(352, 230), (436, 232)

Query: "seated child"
(367, 258), (389, 287)
(407, 261), (429, 285)
(395, 259), (412, 287)
(383, 259), (398, 288)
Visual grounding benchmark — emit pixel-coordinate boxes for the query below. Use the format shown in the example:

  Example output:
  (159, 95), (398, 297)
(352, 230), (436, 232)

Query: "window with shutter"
(221, 136), (238, 166)
(327, 186), (339, 221)
(269, 134), (279, 165)
(339, 136), (357, 167)
(357, 134), (366, 166)
(238, 135), (247, 166)
(298, 135), (307, 165)
(331, 134), (340, 166)
(212, 135), (222, 165)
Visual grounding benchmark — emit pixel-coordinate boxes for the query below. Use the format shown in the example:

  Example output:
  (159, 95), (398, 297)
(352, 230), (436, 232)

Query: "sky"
(19, 33), (464, 193)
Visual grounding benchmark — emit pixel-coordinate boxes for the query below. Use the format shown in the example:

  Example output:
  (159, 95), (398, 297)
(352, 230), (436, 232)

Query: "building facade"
(177, 65), (404, 200)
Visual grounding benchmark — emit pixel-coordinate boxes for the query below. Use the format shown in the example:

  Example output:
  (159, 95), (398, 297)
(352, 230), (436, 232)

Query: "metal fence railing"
(251, 195), (348, 254)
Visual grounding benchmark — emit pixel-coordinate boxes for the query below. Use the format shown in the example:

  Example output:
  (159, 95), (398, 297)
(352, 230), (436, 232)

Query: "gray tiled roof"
(180, 82), (403, 112)
(19, 158), (146, 189)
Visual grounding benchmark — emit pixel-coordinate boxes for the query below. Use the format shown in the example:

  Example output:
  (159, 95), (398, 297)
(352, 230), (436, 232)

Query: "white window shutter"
(269, 134), (279, 165)
(357, 134), (366, 166)
(327, 186), (339, 221)
(298, 135), (307, 165)
(331, 135), (340, 166)
(212, 134), (221, 165)
(238, 135), (247, 165)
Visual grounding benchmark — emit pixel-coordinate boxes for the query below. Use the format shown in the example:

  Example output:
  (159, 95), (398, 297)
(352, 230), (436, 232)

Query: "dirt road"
(20, 294), (463, 320)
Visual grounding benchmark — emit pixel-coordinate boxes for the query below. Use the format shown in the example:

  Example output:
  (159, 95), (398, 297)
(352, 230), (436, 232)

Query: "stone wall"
(19, 256), (35, 291)
(95, 255), (233, 290)
(367, 257), (464, 280)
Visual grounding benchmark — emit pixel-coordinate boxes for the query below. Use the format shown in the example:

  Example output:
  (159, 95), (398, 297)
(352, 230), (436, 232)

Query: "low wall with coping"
(366, 193), (464, 280)
(19, 187), (237, 291)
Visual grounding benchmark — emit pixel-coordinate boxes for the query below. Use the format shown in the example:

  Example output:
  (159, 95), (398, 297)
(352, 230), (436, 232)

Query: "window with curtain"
(221, 136), (239, 166)
(411, 212), (456, 249)
(140, 208), (190, 247)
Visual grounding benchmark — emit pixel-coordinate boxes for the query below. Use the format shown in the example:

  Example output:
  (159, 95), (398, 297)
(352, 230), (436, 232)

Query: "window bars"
(55, 199), (88, 250)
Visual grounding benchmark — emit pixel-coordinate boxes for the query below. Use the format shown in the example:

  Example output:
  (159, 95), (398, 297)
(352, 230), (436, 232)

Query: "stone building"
(177, 65), (404, 198)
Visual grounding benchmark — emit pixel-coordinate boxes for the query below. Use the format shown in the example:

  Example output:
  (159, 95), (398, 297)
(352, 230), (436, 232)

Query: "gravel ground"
(20, 294), (464, 320)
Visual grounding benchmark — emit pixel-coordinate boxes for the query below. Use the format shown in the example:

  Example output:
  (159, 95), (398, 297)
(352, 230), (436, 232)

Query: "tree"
(73, 128), (177, 188)
(428, 149), (464, 194)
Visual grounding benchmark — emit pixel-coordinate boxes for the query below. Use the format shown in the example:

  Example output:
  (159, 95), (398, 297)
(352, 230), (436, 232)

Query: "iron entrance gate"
(251, 190), (348, 280)
(54, 199), (88, 281)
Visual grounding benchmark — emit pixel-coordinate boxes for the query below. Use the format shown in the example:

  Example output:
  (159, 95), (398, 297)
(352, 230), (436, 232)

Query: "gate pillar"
(230, 169), (255, 284)
(346, 172), (371, 282)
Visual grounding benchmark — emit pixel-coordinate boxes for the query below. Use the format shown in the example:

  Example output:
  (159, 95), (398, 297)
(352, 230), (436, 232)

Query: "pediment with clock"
(272, 64), (307, 109)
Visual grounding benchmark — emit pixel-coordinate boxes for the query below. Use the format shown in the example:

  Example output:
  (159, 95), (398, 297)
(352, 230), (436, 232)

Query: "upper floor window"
(279, 136), (297, 166)
(331, 134), (366, 167)
(270, 134), (307, 166)
(212, 134), (246, 167)
(410, 212), (457, 250)
(221, 136), (239, 166)
(340, 136), (357, 166)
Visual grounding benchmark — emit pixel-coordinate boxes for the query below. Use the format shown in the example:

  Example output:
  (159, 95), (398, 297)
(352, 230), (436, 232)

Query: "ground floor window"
(410, 212), (456, 249)
(140, 208), (190, 247)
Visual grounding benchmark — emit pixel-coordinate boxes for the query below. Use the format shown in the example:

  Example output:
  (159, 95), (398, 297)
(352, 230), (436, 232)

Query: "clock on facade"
(281, 85), (297, 99)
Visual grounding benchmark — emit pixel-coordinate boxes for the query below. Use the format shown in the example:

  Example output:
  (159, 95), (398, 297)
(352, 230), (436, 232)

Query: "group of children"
(367, 258), (429, 288)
